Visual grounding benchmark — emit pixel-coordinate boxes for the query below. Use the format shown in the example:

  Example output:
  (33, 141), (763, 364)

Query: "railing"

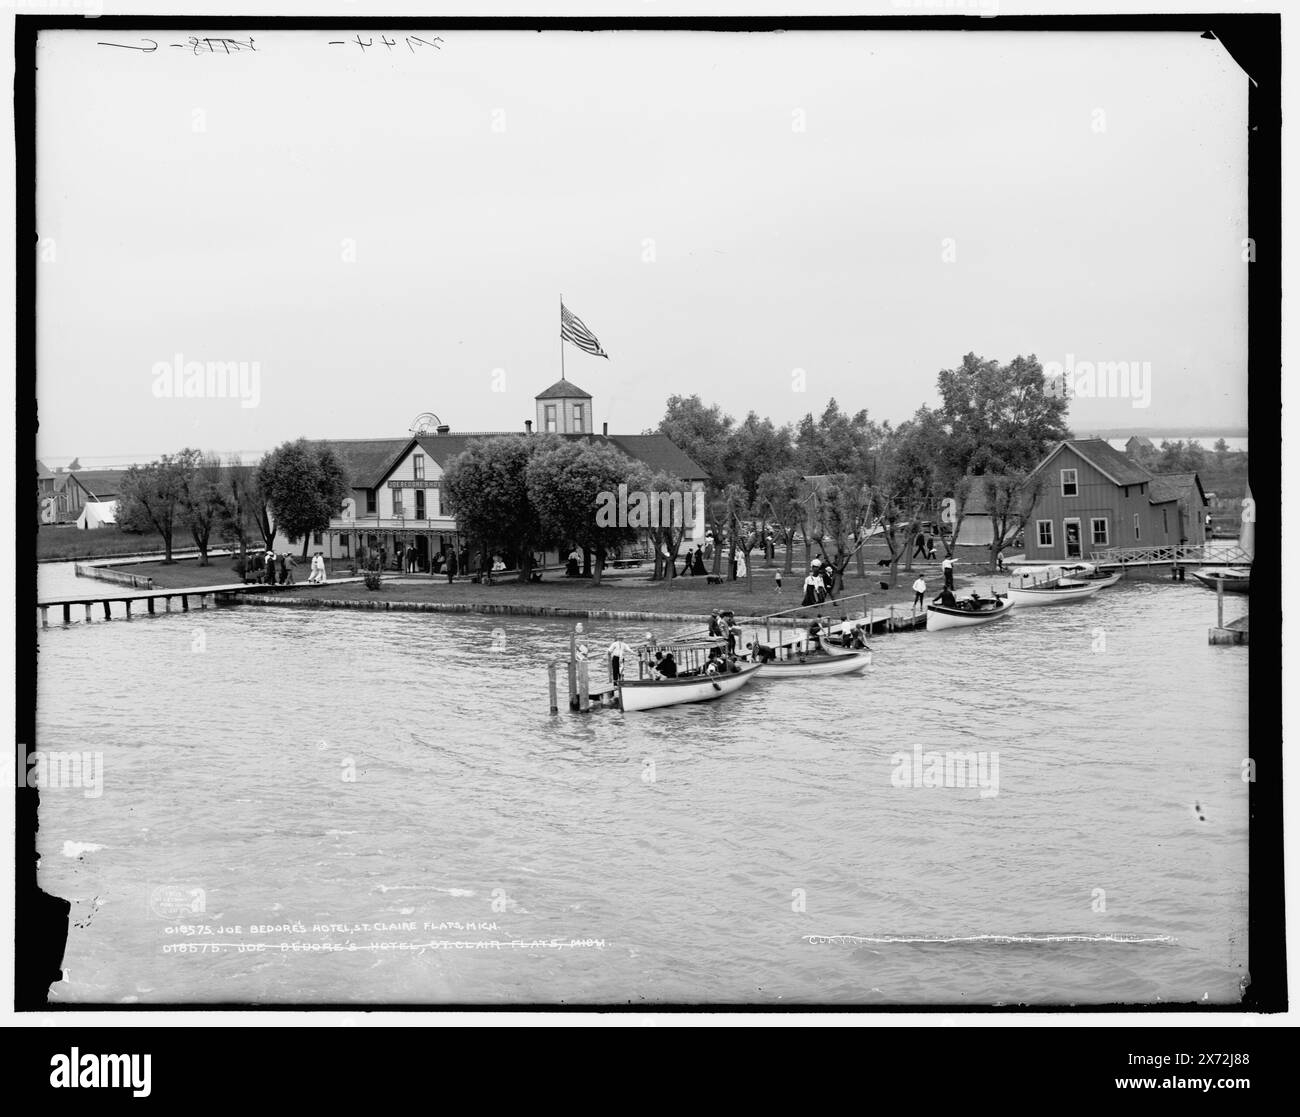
(74, 562), (155, 589)
(1090, 543), (1252, 566)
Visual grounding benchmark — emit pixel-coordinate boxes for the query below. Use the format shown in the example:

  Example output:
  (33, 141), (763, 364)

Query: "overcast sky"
(35, 26), (1249, 466)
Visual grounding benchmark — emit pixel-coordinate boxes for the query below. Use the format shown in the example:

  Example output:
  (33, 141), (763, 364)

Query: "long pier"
(37, 582), (286, 627)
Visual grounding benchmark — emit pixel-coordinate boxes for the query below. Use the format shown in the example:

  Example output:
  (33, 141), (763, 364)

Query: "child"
(774, 569), (783, 594)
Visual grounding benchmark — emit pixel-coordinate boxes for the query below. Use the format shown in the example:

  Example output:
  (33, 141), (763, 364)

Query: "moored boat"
(1192, 567), (1251, 593)
(1059, 563), (1123, 588)
(926, 595), (1014, 631)
(618, 662), (761, 711)
(1004, 579), (1102, 607)
(755, 648), (872, 678)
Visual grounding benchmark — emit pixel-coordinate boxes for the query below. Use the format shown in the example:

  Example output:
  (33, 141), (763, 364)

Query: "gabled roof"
(36, 459), (54, 479)
(68, 469), (130, 499)
(607, 434), (706, 481)
(1148, 471), (1207, 506)
(308, 438), (412, 490)
(535, 379), (592, 400)
(1126, 435), (1156, 451)
(1030, 439), (1153, 488)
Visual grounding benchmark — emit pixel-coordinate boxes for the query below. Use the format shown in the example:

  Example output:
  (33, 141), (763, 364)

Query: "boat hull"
(926, 599), (1014, 631)
(1192, 568), (1250, 593)
(1005, 581), (1102, 607)
(618, 662), (762, 712)
(756, 650), (872, 678)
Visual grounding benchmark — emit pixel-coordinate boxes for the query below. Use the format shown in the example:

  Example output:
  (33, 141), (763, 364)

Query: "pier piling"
(578, 661), (590, 712)
(62, 604), (70, 626)
(548, 662), (559, 715)
(40, 607), (48, 629)
(84, 604), (92, 624)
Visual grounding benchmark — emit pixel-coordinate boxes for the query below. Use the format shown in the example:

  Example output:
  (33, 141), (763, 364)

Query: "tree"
(444, 435), (556, 582)
(654, 395), (736, 491)
(757, 467), (810, 577)
(640, 471), (696, 585)
(982, 471), (1045, 572)
(729, 412), (793, 503)
(808, 473), (872, 595)
(873, 410), (949, 583)
(216, 459), (262, 569)
(1157, 439), (1208, 474)
(936, 352), (1070, 476)
(526, 440), (650, 587)
(257, 440), (350, 558)
(176, 449), (227, 566)
(793, 398), (882, 480)
(117, 455), (187, 563)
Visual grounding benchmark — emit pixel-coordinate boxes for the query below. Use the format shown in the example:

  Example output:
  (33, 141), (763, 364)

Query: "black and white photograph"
(14, 1), (1285, 1034)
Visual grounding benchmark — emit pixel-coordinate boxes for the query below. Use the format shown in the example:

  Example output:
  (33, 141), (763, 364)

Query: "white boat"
(1004, 580), (1102, 607)
(1192, 567), (1251, 593)
(618, 662), (762, 712)
(1059, 563), (1123, 588)
(756, 648), (872, 678)
(926, 595), (1015, 631)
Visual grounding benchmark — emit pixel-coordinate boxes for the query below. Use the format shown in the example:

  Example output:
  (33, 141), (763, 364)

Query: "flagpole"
(559, 293), (566, 381)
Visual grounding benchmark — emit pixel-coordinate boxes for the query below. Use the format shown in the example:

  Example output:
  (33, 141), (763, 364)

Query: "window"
(1037, 520), (1054, 548)
(365, 489), (376, 515)
(415, 490), (426, 520)
(1133, 513), (1141, 540)
(572, 404), (584, 432)
(341, 535), (350, 555)
(545, 405), (557, 433)
(1090, 518), (1109, 546)
(1162, 509), (1168, 533)
(413, 454), (425, 481)
(393, 489), (404, 517)
(1060, 469), (1078, 497)
(313, 531), (323, 545)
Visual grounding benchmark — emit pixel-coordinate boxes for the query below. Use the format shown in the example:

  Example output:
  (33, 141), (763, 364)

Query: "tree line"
(114, 441), (349, 567)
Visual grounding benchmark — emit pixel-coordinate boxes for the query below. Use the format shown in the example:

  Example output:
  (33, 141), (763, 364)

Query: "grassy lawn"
(104, 556), (251, 589)
(37, 525), (171, 562)
(287, 559), (986, 619)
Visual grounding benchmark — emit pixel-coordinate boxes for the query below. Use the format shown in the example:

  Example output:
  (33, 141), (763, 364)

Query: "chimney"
(602, 422), (608, 436)
(435, 424), (450, 434)
(525, 420), (533, 434)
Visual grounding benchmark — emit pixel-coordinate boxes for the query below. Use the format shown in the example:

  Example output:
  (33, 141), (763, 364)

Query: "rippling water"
(35, 563), (1250, 1005)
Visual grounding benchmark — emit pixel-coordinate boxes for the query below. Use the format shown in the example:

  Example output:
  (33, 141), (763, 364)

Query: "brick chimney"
(602, 422), (608, 436)
(525, 419), (533, 434)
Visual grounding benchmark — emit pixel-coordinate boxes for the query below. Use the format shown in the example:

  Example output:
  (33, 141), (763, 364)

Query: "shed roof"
(1032, 439), (1153, 487)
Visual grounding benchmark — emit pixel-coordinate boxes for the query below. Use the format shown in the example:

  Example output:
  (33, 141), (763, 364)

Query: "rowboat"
(1004, 580), (1102, 607)
(1192, 567), (1251, 593)
(618, 661), (762, 712)
(755, 648), (872, 678)
(1059, 563), (1123, 588)
(926, 595), (1015, 631)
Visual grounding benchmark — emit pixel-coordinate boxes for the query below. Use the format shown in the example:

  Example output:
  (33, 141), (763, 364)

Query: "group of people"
(246, 549), (293, 586)
(799, 558), (837, 606)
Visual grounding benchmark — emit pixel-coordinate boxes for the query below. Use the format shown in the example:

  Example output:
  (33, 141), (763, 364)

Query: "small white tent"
(76, 500), (118, 530)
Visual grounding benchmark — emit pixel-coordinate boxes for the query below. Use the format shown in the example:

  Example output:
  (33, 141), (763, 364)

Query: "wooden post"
(567, 632), (576, 707)
(165, 596), (172, 613)
(125, 600), (132, 620)
(62, 603), (70, 625)
(40, 607), (48, 629)
(147, 598), (156, 615)
(103, 601), (111, 620)
(1217, 580), (1224, 630)
(578, 660), (590, 713)
(869, 607), (873, 634)
(182, 594), (189, 612)
(889, 604), (895, 632)
(548, 662), (559, 715)
(200, 594), (208, 609)
(84, 604), (92, 624)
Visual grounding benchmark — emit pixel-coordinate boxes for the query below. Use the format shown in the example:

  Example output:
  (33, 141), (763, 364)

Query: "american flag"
(560, 303), (609, 359)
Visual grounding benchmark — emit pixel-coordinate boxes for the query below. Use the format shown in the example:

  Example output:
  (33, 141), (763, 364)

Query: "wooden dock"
(37, 582), (287, 627)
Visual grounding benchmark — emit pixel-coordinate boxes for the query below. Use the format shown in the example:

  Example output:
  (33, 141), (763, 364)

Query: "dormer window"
(413, 454), (425, 481)
(1060, 469), (1078, 497)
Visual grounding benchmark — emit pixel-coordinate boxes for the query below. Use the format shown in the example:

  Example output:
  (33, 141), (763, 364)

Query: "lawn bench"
(706, 574), (725, 585)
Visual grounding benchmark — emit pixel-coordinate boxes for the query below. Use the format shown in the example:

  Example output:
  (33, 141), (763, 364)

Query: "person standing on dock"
(608, 636), (632, 682)
(912, 574), (927, 609)
(942, 555), (955, 591)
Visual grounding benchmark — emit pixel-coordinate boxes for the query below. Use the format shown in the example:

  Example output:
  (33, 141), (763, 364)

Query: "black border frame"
(16, 11), (1283, 1014)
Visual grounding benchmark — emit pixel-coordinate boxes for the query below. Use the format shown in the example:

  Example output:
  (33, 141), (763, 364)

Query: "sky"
(33, 24), (1250, 467)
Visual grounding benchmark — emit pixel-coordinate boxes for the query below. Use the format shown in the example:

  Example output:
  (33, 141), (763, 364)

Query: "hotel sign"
(387, 480), (441, 488)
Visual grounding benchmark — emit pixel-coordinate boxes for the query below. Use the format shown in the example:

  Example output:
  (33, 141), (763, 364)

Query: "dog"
(876, 558), (895, 568)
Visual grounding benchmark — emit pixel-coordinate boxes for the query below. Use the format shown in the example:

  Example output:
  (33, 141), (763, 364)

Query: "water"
(34, 565), (1250, 1005)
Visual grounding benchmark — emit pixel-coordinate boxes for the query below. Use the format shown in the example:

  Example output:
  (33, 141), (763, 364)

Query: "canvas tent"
(76, 500), (118, 529)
